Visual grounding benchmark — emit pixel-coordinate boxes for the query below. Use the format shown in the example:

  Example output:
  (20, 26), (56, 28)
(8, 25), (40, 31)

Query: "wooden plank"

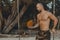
(0, 34), (19, 38)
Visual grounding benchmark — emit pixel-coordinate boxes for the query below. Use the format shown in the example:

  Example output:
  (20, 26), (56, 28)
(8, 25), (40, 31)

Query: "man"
(28, 3), (58, 40)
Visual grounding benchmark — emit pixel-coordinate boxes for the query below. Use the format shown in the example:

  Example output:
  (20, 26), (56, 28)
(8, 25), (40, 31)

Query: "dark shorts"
(36, 30), (51, 40)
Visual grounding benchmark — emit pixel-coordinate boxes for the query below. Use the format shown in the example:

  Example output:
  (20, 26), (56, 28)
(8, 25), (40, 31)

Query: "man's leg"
(36, 30), (51, 40)
(43, 30), (51, 40)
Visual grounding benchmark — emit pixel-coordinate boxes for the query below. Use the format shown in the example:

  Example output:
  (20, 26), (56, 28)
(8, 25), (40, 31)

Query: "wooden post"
(52, 0), (55, 40)
(0, 7), (3, 33)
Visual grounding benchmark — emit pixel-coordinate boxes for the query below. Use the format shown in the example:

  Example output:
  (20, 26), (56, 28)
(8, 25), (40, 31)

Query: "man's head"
(36, 3), (44, 12)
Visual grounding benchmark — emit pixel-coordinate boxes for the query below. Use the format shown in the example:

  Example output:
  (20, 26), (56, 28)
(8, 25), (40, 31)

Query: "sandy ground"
(0, 30), (60, 40)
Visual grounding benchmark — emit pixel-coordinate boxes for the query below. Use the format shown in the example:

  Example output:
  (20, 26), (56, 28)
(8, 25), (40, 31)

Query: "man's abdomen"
(39, 20), (50, 31)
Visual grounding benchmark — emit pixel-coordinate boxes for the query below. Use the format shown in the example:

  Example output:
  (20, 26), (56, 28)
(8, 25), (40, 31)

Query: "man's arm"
(49, 12), (58, 29)
(28, 14), (39, 28)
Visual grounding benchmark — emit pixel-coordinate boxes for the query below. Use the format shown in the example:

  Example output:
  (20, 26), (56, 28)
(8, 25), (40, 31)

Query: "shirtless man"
(28, 3), (58, 40)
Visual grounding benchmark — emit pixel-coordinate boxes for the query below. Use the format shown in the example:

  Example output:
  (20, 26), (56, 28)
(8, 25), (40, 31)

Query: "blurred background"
(0, 0), (18, 34)
(0, 0), (60, 39)
(19, 0), (60, 36)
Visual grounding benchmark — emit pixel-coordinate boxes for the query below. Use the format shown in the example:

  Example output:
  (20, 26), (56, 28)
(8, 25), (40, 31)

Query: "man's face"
(36, 3), (43, 11)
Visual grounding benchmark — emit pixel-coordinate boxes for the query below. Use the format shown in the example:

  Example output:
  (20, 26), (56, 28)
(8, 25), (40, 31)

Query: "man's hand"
(50, 28), (56, 34)
(28, 24), (39, 29)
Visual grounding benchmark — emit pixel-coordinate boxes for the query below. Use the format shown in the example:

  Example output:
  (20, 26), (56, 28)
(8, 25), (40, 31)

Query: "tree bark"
(3, 5), (28, 33)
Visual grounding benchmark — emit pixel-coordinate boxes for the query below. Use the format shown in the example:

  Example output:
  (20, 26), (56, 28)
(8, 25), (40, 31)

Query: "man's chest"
(38, 14), (49, 20)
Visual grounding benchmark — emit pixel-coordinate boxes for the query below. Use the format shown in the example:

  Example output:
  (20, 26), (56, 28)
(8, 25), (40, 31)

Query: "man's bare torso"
(37, 11), (50, 31)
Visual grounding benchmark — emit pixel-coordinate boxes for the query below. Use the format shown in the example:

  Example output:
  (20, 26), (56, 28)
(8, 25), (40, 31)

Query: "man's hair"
(36, 3), (44, 8)
(36, 2), (49, 11)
